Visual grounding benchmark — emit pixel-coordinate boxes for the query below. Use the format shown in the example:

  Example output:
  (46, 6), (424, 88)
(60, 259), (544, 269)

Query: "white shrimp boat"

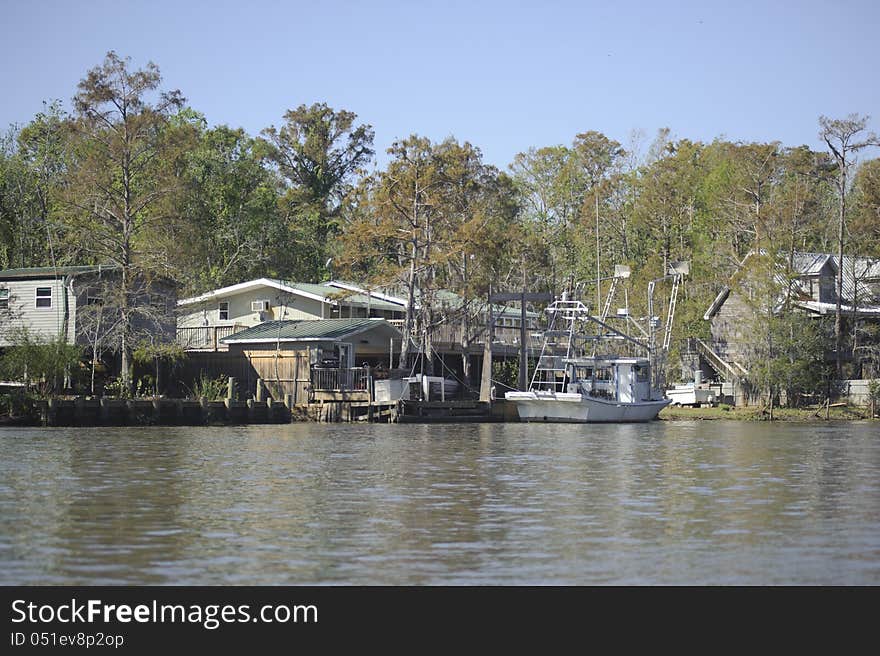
(505, 300), (670, 423)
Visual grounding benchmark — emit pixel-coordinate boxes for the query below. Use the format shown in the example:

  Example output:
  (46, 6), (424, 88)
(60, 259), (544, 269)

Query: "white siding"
(0, 278), (77, 346)
(177, 286), (331, 328)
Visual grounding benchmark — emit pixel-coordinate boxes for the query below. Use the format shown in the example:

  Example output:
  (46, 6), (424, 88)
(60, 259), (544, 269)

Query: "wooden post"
(75, 396), (85, 425)
(519, 291), (528, 391)
(480, 292), (493, 402)
(227, 376), (236, 401)
(255, 378), (264, 403)
(367, 366), (373, 423)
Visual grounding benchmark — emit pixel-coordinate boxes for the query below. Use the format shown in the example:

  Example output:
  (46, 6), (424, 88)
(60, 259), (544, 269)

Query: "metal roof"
(179, 278), (405, 312)
(284, 281), (405, 313)
(221, 318), (401, 343)
(0, 265), (119, 280)
(705, 250), (880, 319)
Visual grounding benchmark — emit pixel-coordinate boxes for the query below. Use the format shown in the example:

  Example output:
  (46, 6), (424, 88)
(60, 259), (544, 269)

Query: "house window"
(0, 288), (8, 310)
(86, 296), (102, 306)
(35, 287), (52, 308)
(218, 301), (229, 321)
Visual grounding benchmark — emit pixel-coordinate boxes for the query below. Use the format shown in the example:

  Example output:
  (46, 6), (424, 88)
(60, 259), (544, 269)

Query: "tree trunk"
(835, 165), (845, 379)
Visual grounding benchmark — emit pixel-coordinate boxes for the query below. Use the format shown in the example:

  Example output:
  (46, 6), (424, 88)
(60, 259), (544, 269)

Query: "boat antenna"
(595, 191), (601, 316)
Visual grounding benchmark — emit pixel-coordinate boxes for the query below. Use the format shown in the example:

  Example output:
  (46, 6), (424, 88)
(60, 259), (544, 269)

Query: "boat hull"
(505, 391), (671, 423)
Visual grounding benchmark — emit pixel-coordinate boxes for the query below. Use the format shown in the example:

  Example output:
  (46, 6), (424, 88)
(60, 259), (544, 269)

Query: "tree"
(62, 51), (189, 392)
(819, 114), (878, 376)
(338, 135), (440, 368)
(178, 120), (283, 291)
(262, 103), (374, 281)
(431, 139), (520, 385)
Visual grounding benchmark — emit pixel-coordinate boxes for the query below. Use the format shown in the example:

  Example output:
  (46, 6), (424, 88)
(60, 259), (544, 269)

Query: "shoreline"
(659, 404), (876, 422)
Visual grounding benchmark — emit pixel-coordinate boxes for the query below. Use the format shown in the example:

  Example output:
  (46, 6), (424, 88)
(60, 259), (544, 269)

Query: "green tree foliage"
(177, 120), (283, 292)
(262, 103), (374, 281)
(0, 102), (70, 269)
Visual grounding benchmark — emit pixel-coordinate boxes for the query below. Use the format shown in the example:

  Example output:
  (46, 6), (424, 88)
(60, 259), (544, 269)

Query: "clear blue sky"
(3, 0), (878, 169)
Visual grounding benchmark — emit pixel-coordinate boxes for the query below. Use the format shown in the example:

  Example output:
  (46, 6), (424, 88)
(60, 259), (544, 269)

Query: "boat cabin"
(561, 357), (654, 403)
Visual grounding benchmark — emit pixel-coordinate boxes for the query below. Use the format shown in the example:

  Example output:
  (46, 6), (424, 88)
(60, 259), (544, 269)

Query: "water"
(0, 421), (878, 585)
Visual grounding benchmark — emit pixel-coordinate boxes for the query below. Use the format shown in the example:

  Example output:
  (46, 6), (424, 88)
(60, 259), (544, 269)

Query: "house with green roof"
(218, 318), (403, 403)
(176, 278), (405, 350)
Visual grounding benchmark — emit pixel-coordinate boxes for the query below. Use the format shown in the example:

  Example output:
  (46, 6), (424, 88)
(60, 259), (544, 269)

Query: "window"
(86, 296), (102, 306)
(219, 301), (229, 321)
(575, 366), (594, 381)
(594, 367), (613, 381)
(0, 288), (8, 310)
(35, 287), (52, 308)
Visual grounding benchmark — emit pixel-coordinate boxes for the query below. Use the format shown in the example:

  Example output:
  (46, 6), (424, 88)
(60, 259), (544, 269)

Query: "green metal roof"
(0, 265), (119, 280)
(423, 288), (541, 318)
(222, 318), (399, 343)
(268, 280), (405, 313)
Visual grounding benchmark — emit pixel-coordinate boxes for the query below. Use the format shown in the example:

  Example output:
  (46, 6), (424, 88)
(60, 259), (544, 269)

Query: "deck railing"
(385, 319), (528, 346)
(310, 367), (369, 391)
(176, 324), (247, 351)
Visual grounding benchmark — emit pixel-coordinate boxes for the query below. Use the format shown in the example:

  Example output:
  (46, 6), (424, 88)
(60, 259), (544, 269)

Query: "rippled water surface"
(1, 421), (878, 584)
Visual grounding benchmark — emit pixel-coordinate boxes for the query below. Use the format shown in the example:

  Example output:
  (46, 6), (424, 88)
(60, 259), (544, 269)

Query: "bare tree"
(819, 114), (878, 376)
(63, 52), (188, 392)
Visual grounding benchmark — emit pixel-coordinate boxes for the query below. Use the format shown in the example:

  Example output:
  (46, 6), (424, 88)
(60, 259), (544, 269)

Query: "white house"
(176, 278), (405, 350)
(0, 265), (176, 348)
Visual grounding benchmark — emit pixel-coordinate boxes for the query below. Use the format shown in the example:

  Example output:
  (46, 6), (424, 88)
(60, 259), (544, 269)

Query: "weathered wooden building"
(219, 318), (403, 404)
(693, 251), (880, 402)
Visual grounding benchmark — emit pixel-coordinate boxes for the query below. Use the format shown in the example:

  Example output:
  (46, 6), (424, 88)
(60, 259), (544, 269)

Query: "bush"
(188, 374), (229, 401)
(0, 390), (39, 422)
(0, 328), (83, 398)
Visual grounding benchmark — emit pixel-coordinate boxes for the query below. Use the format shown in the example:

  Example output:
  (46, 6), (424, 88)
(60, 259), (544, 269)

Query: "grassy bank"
(659, 404), (876, 421)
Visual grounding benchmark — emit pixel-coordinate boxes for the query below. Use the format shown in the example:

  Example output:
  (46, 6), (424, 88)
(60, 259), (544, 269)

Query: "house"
(0, 265), (177, 349)
(219, 318), (403, 404)
(176, 278), (406, 350)
(696, 251), (880, 394)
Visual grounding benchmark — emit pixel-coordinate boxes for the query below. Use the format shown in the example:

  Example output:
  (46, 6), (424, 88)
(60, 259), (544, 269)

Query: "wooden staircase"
(693, 338), (748, 382)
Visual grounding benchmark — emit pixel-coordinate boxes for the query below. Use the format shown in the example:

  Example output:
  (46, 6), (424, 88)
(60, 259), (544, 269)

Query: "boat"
(664, 383), (715, 407)
(505, 300), (670, 422)
(665, 371), (716, 407)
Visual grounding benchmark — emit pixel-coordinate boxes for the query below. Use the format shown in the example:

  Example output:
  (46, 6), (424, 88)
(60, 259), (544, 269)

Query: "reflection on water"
(0, 422), (878, 584)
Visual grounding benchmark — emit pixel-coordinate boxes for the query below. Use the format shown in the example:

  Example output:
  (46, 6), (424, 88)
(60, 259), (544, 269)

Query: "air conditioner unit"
(251, 300), (270, 312)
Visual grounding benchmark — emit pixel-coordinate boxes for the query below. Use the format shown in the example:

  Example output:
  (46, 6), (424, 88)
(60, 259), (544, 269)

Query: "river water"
(0, 421), (878, 585)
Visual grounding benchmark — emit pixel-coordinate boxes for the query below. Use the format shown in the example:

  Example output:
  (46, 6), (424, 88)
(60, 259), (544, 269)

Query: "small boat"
(505, 300), (670, 423)
(664, 384), (715, 407)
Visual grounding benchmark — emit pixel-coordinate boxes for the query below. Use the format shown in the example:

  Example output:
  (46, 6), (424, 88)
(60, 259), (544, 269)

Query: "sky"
(2, 0), (879, 169)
